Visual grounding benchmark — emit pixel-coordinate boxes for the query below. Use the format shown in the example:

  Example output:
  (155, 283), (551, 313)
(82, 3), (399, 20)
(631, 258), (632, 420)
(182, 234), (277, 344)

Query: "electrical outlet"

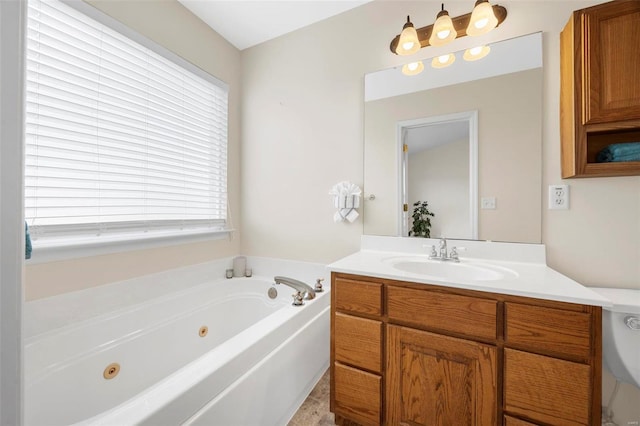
(548, 184), (569, 210)
(481, 197), (496, 209)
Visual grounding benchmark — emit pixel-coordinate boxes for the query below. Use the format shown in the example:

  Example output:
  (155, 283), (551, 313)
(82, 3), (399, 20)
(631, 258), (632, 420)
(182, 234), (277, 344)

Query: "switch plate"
(481, 197), (496, 209)
(549, 184), (569, 210)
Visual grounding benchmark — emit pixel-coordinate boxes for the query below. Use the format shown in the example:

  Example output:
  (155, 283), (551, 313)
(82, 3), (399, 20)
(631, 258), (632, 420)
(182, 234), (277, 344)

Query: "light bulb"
(431, 53), (455, 68)
(437, 29), (451, 39)
(396, 16), (421, 55)
(467, 0), (498, 37)
(429, 6), (457, 47)
(402, 61), (425, 76)
(463, 45), (490, 61)
(474, 17), (489, 30)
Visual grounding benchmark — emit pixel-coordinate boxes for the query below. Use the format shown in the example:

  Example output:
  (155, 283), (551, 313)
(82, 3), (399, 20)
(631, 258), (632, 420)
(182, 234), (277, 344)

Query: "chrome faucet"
(428, 238), (462, 262)
(274, 276), (316, 305)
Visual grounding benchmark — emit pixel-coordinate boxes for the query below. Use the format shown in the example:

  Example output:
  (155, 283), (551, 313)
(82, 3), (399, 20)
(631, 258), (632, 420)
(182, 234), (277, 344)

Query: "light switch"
(481, 197), (496, 209)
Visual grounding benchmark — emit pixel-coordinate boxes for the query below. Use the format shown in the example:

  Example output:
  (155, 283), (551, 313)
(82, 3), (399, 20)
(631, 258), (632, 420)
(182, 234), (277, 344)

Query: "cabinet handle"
(624, 316), (640, 330)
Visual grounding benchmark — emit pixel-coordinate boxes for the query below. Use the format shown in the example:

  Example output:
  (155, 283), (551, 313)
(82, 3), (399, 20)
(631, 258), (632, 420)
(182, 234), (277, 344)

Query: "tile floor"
(288, 369), (334, 425)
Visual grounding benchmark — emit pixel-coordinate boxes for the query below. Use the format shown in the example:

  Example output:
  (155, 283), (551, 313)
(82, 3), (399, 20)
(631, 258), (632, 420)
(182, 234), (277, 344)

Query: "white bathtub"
(24, 277), (330, 425)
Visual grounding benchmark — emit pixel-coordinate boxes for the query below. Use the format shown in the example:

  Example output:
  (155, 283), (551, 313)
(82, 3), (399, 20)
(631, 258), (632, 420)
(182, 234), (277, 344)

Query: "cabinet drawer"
(334, 362), (381, 426)
(504, 348), (591, 426)
(505, 302), (592, 359)
(504, 415), (540, 426)
(335, 312), (382, 373)
(387, 285), (497, 342)
(334, 277), (382, 316)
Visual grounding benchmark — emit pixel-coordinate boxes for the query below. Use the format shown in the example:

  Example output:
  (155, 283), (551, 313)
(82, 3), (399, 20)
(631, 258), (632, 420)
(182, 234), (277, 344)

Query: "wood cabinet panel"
(334, 277), (382, 317)
(584, 1), (640, 124)
(504, 416), (539, 426)
(387, 285), (497, 342)
(505, 302), (592, 360)
(335, 312), (382, 373)
(504, 348), (591, 426)
(386, 325), (497, 425)
(334, 362), (381, 426)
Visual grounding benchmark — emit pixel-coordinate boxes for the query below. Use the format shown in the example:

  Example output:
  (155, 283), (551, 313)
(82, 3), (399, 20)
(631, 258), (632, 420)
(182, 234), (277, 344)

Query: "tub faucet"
(274, 276), (316, 304)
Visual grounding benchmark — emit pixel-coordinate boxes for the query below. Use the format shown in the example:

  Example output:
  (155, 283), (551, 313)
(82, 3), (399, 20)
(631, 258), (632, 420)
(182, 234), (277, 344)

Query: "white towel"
(329, 181), (362, 224)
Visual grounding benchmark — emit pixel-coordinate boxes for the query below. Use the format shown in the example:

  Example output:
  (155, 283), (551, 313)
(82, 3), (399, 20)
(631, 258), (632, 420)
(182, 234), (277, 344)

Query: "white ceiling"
(178, 0), (372, 50)
(405, 121), (469, 155)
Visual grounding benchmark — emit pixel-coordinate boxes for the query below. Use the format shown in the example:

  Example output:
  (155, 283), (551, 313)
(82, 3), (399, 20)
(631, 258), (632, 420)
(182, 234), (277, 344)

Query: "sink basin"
(383, 257), (517, 282)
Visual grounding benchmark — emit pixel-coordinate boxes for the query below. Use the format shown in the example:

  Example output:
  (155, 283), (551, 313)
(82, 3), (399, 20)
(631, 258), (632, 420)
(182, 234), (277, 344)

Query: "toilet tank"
(590, 287), (640, 389)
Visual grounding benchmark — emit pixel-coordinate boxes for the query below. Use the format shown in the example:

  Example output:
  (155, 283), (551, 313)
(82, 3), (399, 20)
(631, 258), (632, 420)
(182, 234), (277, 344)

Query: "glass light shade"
(431, 53), (456, 68)
(463, 45), (491, 61)
(396, 17), (421, 55)
(402, 61), (425, 76)
(429, 11), (457, 47)
(466, 0), (498, 37)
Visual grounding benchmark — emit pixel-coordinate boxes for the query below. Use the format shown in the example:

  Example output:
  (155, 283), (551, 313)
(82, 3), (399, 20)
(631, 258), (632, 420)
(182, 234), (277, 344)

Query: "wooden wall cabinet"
(330, 273), (602, 426)
(560, 0), (640, 177)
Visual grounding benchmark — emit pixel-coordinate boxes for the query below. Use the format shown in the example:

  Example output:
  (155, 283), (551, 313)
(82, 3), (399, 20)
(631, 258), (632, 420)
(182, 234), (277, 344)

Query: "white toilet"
(590, 287), (640, 388)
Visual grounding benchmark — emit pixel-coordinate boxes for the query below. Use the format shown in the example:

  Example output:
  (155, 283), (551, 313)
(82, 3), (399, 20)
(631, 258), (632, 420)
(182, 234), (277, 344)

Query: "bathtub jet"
(274, 276), (316, 305)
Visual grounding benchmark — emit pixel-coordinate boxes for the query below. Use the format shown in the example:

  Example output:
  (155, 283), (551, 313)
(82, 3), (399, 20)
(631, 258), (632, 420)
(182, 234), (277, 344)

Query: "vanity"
(328, 236), (610, 426)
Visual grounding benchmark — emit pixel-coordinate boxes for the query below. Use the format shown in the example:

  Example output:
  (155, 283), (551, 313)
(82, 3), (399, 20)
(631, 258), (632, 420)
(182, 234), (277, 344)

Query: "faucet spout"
(439, 238), (448, 259)
(274, 276), (316, 300)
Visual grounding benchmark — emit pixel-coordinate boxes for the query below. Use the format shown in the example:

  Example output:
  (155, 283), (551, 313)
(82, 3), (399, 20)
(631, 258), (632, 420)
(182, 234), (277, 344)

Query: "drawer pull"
(625, 316), (640, 330)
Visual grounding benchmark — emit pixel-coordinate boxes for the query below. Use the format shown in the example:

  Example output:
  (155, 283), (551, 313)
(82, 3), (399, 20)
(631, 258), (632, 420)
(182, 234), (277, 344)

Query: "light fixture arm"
(389, 4), (507, 54)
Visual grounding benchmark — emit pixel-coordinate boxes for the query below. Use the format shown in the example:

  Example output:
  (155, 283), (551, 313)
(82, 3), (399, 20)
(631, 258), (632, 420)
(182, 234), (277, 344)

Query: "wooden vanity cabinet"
(560, 1), (640, 177)
(330, 272), (602, 426)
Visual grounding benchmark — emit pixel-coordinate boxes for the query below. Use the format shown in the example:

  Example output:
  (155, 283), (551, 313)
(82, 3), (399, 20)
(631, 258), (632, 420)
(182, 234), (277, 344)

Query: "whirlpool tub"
(25, 277), (330, 425)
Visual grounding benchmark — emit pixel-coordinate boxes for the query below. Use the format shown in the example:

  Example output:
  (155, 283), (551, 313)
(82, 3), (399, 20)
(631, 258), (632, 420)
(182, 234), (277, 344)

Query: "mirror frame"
(397, 111), (478, 239)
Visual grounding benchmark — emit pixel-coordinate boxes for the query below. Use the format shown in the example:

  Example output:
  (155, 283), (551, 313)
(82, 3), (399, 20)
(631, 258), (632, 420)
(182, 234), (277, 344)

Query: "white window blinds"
(25, 0), (228, 246)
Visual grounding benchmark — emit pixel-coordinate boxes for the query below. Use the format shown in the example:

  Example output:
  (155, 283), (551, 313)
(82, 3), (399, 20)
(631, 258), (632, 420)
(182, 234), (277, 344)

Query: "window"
(25, 0), (229, 250)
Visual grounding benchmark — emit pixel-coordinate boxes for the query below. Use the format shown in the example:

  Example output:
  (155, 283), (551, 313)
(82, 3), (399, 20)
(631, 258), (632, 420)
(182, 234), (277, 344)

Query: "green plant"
(409, 200), (435, 238)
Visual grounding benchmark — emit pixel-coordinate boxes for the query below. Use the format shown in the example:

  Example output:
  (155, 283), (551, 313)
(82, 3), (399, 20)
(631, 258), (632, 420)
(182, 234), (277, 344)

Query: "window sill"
(25, 228), (234, 265)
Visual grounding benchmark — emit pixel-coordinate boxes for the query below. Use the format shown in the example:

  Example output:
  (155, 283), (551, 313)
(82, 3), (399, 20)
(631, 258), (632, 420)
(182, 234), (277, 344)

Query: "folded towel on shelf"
(25, 222), (32, 260)
(596, 142), (640, 163)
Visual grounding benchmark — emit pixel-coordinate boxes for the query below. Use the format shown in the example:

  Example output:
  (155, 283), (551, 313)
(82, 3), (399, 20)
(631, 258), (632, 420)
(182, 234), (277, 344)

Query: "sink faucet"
(274, 276), (316, 305)
(428, 238), (462, 262)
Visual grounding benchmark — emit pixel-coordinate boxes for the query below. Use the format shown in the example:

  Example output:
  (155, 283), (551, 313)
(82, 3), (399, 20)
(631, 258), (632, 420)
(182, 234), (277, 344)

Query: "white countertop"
(328, 248), (612, 307)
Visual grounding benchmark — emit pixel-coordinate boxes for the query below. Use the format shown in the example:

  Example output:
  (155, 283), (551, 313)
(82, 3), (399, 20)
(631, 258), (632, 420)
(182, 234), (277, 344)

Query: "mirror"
(400, 111), (477, 239)
(363, 32), (543, 243)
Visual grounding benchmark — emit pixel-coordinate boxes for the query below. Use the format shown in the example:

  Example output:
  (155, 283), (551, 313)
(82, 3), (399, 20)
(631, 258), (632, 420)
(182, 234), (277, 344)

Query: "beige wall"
(241, 1), (640, 421)
(409, 139), (470, 239)
(364, 69), (542, 242)
(24, 0), (242, 300)
(241, 0), (639, 286)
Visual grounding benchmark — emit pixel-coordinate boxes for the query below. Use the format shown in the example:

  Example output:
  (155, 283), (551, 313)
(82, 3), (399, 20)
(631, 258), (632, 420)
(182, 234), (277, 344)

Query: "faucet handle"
(292, 291), (305, 306)
(314, 278), (325, 292)
(449, 246), (466, 262)
(424, 244), (438, 258)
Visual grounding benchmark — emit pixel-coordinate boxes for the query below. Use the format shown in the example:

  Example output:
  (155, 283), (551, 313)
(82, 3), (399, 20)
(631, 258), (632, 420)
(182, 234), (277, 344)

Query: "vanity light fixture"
(402, 61), (425, 76)
(467, 0), (499, 37)
(396, 16), (421, 55)
(431, 53), (456, 68)
(389, 2), (506, 54)
(463, 45), (491, 61)
(429, 4), (457, 47)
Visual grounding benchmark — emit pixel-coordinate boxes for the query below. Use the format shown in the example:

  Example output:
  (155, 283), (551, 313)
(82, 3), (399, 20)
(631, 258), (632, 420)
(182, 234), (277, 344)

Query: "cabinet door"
(386, 325), (497, 426)
(583, 1), (640, 124)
